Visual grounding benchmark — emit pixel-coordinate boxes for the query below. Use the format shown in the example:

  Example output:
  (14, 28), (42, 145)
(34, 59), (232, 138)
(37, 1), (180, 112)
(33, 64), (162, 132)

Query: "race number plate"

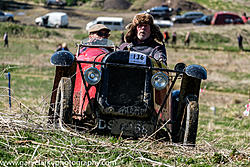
(129, 51), (147, 65)
(111, 119), (155, 137)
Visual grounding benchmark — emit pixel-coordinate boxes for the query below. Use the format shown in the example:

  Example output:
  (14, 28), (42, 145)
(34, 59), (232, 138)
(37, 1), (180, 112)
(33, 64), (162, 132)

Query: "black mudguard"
(185, 64), (207, 80)
(172, 65), (207, 143)
(48, 51), (76, 123)
(51, 51), (75, 66)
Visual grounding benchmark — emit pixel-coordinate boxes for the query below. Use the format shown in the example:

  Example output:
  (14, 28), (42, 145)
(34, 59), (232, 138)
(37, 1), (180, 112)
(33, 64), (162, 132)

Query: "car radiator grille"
(107, 66), (146, 106)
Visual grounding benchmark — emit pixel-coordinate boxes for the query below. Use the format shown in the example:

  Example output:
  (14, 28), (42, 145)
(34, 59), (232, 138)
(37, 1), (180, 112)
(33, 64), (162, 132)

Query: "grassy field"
(190, 0), (250, 13)
(0, 1), (250, 166)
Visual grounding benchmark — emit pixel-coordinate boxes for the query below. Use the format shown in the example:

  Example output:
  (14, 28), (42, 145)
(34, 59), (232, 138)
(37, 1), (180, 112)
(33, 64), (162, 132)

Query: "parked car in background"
(45, 0), (66, 8)
(211, 12), (244, 25)
(192, 14), (213, 25)
(154, 19), (173, 28)
(146, 6), (173, 20)
(86, 17), (124, 31)
(0, 11), (14, 22)
(35, 12), (68, 28)
(172, 11), (204, 23)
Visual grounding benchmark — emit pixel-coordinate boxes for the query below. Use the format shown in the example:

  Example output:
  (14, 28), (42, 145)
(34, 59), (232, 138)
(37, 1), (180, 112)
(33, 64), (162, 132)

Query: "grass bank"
(0, 102), (248, 166)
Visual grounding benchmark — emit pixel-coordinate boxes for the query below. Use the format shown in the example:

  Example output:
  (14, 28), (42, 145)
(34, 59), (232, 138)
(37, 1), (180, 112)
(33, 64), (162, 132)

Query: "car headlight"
(84, 67), (101, 85)
(151, 72), (169, 90)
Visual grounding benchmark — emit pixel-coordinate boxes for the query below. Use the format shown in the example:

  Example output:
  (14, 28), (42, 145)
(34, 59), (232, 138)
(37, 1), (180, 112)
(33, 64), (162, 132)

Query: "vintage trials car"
(48, 38), (207, 145)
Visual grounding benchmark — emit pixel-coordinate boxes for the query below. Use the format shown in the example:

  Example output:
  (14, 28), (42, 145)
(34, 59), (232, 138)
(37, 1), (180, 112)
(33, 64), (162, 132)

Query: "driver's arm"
(152, 45), (167, 66)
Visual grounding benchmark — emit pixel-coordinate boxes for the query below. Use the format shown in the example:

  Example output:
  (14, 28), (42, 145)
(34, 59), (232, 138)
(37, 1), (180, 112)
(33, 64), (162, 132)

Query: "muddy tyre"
(179, 96), (199, 146)
(7, 17), (14, 22)
(54, 77), (72, 128)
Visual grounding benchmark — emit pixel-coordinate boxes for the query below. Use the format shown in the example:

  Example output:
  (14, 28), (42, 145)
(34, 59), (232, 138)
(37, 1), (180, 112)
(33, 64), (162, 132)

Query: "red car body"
(211, 12), (244, 25)
(73, 48), (106, 120)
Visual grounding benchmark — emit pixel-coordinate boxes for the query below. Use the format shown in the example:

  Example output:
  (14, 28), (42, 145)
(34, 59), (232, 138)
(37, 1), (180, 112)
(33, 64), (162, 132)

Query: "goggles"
(96, 31), (110, 38)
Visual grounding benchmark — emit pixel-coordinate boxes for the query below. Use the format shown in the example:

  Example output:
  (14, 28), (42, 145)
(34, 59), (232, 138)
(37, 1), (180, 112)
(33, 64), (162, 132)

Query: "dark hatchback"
(192, 15), (213, 25)
(172, 11), (204, 23)
(45, 0), (66, 8)
(146, 6), (173, 20)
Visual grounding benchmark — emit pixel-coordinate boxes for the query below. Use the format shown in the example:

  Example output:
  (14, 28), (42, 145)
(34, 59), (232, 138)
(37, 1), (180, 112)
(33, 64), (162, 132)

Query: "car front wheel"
(7, 17), (14, 22)
(54, 77), (72, 130)
(179, 95), (199, 146)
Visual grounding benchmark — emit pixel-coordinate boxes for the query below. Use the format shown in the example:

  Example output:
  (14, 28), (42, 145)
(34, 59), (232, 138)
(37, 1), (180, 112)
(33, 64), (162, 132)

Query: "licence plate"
(111, 119), (155, 137)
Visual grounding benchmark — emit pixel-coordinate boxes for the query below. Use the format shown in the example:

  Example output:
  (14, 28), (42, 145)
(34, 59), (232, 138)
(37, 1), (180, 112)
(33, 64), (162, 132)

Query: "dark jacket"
(119, 37), (167, 64)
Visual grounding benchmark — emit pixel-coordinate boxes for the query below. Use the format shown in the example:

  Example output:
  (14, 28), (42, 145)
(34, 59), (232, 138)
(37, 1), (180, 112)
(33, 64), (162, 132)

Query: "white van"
(86, 17), (124, 31)
(35, 12), (68, 28)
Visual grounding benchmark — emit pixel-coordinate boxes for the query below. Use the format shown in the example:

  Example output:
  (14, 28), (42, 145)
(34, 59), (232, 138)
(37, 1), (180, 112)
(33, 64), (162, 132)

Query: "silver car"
(0, 11), (14, 22)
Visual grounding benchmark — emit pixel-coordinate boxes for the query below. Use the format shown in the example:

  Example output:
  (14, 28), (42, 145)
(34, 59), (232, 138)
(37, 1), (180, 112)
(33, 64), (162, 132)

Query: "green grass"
(0, 40), (52, 60)
(198, 105), (249, 150)
(0, 23), (64, 64)
(191, 32), (230, 44)
(0, 22), (62, 38)
(73, 33), (89, 41)
(164, 29), (250, 52)
(218, 71), (250, 80)
(190, 0), (250, 13)
(0, 64), (54, 107)
(202, 81), (249, 95)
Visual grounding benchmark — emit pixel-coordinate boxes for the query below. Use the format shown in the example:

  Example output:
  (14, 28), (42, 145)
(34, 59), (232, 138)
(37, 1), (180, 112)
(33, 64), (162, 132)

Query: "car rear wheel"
(179, 95), (199, 146)
(54, 77), (72, 130)
(46, 2), (51, 7)
(7, 17), (14, 22)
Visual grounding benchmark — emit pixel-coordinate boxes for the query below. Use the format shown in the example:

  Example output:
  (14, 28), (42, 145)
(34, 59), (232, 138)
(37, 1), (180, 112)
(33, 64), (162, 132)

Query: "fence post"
(8, 72), (11, 109)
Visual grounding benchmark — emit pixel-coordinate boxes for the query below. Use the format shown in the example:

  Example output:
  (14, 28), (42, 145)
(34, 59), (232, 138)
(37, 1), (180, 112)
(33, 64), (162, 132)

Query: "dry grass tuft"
(0, 91), (249, 166)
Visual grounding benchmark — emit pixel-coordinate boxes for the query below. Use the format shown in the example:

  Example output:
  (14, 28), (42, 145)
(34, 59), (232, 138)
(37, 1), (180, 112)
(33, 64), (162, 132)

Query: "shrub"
(0, 23), (61, 38)
(192, 32), (230, 44)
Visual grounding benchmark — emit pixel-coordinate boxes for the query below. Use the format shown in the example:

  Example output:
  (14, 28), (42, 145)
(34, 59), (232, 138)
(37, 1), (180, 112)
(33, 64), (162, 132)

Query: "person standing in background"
(120, 31), (125, 45)
(184, 31), (190, 46)
(163, 30), (170, 45)
(237, 33), (243, 50)
(171, 31), (177, 47)
(3, 32), (8, 48)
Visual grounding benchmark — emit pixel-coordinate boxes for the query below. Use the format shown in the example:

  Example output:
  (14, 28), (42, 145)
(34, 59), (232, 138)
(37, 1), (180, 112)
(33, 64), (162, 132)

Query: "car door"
(185, 14), (193, 23)
(195, 14), (204, 20)
(190, 14), (199, 22)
